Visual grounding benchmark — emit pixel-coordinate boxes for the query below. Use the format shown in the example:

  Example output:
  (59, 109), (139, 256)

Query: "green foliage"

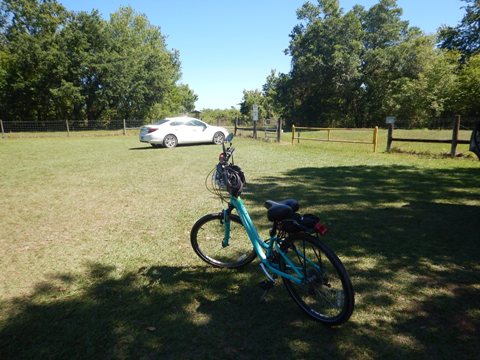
(239, 89), (265, 121)
(99, 7), (181, 126)
(438, 0), (479, 58)
(200, 107), (240, 126)
(285, 0), (364, 127)
(254, 0), (479, 128)
(0, 0), (196, 128)
(0, 0), (70, 123)
(454, 53), (480, 116)
(146, 84), (198, 120)
(2, 0), (478, 129)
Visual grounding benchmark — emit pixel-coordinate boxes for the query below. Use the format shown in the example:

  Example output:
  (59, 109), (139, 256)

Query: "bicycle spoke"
(191, 213), (256, 269)
(280, 233), (354, 325)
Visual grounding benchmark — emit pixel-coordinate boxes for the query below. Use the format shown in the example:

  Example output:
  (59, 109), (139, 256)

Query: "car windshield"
(153, 119), (169, 125)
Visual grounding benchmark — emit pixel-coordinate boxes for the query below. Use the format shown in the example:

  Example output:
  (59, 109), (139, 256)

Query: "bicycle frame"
(225, 195), (309, 285)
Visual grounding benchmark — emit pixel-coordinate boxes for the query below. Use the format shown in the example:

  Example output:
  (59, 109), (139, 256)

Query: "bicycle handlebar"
(220, 135), (235, 164)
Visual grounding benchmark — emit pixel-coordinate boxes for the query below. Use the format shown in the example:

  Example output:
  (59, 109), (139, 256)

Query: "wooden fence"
(291, 125), (379, 152)
(387, 115), (470, 156)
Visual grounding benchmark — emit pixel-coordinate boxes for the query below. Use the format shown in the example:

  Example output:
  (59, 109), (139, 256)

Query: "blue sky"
(60, 0), (465, 110)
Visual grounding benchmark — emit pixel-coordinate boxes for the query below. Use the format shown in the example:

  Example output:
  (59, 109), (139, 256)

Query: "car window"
(153, 120), (169, 125)
(170, 121), (185, 126)
(187, 120), (206, 127)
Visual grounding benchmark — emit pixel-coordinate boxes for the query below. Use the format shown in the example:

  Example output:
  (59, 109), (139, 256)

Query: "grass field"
(1, 132), (479, 359)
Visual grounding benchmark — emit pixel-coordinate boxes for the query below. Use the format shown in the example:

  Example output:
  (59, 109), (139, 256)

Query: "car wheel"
(163, 134), (178, 148)
(213, 132), (225, 145)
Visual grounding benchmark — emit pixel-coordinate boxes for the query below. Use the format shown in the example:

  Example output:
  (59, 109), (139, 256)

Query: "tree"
(262, 70), (283, 120)
(0, 2), (191, 127)
(284, 0), (365, 126)
(100, 7), (181, 125)
(55, 10), (110, 125)
(439, 0), (480, 58)
(260, 0), (466, 129)
(146, 83), (198, 120)
(388, 41), (460, 127)
(454, 53), (480, 116)
(200, 107), (241, 126)
(356, 0), (423, 126)
(0, 0), (70, 124)
(239, 89), (265, 122)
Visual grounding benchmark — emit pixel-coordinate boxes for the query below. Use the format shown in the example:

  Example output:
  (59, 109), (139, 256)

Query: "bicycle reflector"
(314, 222), (328, 235)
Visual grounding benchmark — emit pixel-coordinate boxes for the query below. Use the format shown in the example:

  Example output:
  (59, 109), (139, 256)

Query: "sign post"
(252, 104), (259, 139)
(386, 116), (396, 151)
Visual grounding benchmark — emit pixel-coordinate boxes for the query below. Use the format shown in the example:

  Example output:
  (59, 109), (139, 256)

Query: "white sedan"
(139, 116), (229, 148)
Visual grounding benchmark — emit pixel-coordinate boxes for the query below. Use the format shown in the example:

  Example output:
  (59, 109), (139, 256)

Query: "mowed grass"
(0, 132), (479, 359)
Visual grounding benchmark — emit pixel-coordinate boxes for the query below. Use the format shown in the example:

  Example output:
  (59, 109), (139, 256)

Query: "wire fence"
(392, 116), (479, 130)
(0, 119), (141, 138)
(0, 118), (237, 139)
(1, 116), (478, 140)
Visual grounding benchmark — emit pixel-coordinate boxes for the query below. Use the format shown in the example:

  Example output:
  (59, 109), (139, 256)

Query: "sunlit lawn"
(0, 132), (479, 359)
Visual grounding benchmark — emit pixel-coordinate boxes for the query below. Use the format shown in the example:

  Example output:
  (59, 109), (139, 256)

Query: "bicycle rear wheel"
(190, 213), (257, 268)
(280, 233), (354, 325)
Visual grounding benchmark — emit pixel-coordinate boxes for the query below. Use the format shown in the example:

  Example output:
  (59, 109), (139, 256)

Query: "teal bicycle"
(190, 135), (354, 325)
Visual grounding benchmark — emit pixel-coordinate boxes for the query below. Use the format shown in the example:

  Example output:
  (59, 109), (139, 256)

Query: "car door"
(185, 120), (209, 143)
(167, 120), (188, 143)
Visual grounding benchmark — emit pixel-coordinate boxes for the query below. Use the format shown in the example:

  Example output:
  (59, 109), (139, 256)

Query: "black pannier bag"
(280, 213), (328, 235)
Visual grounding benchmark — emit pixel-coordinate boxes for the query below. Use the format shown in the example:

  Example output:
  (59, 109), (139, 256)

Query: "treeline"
(239, 0), (480, 128)
(0, 0), (197, 129)
(1, 0), (479, 130)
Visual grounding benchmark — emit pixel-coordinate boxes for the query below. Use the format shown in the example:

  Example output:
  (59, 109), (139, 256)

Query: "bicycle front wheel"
(190, 213), (257, 268)
(280, 233), (354, 325)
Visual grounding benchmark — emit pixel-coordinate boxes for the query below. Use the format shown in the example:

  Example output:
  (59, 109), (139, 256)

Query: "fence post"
(450, 115), (461, 157)
(387, 123), (394, 151)
(291, 124), (295, 144)
(234, 118), (238, 136)
(276, 119), (281, 143)
(66, 120), (70, 137)
(123, 119), (127, 135)
(373, 126), (378, 152)
(0, 119), (4, 139)
(253, 120), (257, 139)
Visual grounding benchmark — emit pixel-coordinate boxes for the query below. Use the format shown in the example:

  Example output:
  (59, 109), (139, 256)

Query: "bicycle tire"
(190, 213), (257, 268)
(279, 232), (354, 325)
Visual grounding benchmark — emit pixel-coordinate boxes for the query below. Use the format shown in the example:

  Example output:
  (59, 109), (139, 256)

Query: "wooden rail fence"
(291, 125), (379, 152)
(387, 115), (470, 156)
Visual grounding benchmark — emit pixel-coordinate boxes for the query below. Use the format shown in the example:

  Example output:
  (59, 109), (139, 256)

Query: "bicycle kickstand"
(258, 279), (275, 303)
(258, 263), (276, 303)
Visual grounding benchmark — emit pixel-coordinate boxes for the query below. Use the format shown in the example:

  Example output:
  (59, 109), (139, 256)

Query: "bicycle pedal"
(258, 279), (275, 291)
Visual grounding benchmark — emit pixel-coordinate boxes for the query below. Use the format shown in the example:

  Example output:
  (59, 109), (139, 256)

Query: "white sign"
(252, 104), (259, 122)
(386, 116), (396, 124)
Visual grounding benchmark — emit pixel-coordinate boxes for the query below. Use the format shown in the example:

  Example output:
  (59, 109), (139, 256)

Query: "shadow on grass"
(129, 146), (157, 150)
(0, 263), (355, 359)
(1, 165), (479, 359)
(129, 143), (218, 151)
(244, 165), (480, 357)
